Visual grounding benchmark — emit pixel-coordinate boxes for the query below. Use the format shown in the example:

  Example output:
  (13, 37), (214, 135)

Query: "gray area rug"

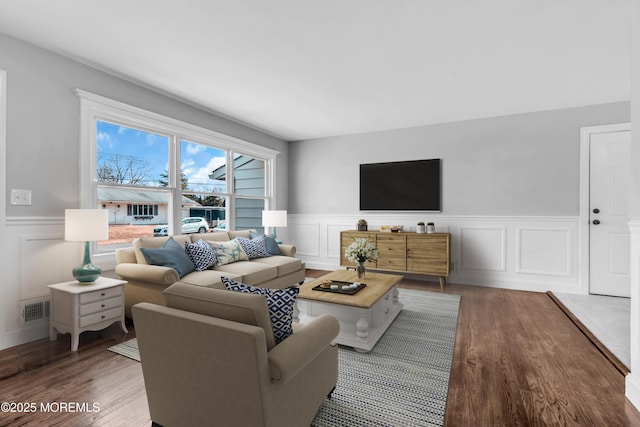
(107, 336), (140, 361)
(108, 288), (460, 426)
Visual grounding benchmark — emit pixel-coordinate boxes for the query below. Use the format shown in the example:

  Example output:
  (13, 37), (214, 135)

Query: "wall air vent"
(20, 298), (50, 326)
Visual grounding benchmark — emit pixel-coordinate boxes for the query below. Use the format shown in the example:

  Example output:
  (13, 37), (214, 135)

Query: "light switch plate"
(10, 189), (32, 205)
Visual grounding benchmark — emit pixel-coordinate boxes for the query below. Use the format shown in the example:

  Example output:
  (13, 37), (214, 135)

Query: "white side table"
(48, 277), (128, 351)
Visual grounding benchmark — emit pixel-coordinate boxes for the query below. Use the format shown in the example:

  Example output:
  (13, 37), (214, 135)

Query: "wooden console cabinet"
(340, 230), (451, 291)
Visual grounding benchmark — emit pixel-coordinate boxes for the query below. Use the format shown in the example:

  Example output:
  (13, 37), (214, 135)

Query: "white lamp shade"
(262, 210), (287, 227)
(65, 209), (109, 242)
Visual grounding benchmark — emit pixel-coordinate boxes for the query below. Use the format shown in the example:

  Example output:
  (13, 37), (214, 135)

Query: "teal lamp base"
(272, 228), (282, 244)
(73, 241), (101, 284)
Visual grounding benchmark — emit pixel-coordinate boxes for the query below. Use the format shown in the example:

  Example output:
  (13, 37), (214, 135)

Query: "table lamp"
(262, 210), (287, 244)
(65, 209), (109, 284)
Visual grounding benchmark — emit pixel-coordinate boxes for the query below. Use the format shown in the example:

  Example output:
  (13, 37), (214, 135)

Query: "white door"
(589, 130), (631, 297)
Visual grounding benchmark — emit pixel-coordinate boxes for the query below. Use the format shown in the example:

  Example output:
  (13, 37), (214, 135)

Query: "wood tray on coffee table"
(312, 280), (366, 295)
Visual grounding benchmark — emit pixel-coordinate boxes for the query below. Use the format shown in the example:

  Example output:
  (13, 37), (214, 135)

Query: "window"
(232, 153), (267, 232)
(127, 204), (159, 217)
(180, 139), (227, 230)
(77, 90), (279, 257)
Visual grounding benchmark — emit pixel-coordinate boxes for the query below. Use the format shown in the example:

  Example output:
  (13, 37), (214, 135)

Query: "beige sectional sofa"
(115, 230), (305, 317)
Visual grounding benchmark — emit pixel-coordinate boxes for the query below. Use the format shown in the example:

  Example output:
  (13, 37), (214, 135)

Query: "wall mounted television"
(359, 158), (441, 211)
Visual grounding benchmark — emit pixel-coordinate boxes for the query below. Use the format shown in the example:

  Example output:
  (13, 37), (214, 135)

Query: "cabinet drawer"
(79, 286), (122, 304)
(407, 258), (449, 275)
(377, 258), (406, 270)
(80, 296), (122, 316)
(80, 307), (122, 328)
(376, 235), (406, 254)
(376, 234), (406, 269)
(407, 235), (448, 255)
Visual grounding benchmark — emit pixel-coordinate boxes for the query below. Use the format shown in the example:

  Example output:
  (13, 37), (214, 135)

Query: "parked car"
(212, 222), (227, 232)
(153, 217), (209, 236)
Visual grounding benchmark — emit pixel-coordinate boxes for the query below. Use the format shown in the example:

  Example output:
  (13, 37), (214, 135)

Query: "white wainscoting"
(3, 217), (87, 348)
(288, 214), (581, 294)
(2, 214), (581, 349)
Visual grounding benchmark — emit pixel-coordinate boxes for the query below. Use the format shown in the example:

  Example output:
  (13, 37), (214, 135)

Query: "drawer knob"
(384, 295), (389, 300)
(101, 315), (105, 319)
(101, 293), (106, 296)
(101, 304), (105, 308)
(385, 309), (389, 314)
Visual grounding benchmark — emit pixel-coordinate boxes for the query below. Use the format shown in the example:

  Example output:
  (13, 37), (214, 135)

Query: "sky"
(96, 120), (227, 193)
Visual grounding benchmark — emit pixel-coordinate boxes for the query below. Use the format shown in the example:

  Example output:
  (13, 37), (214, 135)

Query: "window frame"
(76, 90), (279, 259)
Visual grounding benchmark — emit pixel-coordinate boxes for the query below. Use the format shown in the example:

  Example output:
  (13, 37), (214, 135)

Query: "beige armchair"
(132, 282), (339, 427)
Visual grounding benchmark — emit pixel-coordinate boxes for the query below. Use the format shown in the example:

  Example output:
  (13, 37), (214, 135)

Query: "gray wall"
(0, 32), (288, 217)
(288, 102), (630, 216)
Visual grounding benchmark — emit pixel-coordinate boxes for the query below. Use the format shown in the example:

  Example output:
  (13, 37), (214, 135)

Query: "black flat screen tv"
(359, 158), (441, 211)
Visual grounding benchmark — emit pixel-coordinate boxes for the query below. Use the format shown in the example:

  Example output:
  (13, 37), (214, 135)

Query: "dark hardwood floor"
(0, 270), (638, 426)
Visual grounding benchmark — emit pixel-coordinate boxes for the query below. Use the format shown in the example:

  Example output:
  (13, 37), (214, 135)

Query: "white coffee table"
(298, 270), (403, 352)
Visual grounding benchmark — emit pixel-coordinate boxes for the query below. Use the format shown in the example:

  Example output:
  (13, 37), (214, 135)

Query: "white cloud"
(97, 131), (113, 150)
(183, 156), (227, 193)
(186, 143), (205, 155)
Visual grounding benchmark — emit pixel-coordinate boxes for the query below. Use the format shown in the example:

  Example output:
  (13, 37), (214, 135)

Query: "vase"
(357, 261), (366, 279)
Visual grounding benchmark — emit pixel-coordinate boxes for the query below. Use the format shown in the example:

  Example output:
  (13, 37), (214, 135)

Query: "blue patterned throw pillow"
(235, 236), (271, 259)
(222, 277), (299, 344)
(184, 239), (217, 271)
(250, 231), (281, 255)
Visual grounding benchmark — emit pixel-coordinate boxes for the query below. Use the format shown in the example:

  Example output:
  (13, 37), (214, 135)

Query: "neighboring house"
(97, 187), (200, 225)
(209, 155), (266, 230)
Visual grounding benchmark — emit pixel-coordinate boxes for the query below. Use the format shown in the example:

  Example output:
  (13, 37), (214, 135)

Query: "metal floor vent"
(20, 299), (50, 326)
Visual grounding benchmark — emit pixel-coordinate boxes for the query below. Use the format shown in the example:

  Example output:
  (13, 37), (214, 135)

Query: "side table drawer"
(80, 296), (122, 316)
(80, 307), (122, 328)
(80, 286), (122, 304)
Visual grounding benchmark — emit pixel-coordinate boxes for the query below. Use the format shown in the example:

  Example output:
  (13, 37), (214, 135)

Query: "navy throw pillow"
(222, 277), (298, 344)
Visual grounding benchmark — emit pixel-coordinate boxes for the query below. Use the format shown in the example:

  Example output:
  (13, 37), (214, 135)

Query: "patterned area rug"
(107, 336), (140, 361)
(313, 288), (460, 427)
(108, 288), (460, 426)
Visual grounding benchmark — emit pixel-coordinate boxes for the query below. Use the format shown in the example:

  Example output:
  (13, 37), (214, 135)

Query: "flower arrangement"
(345, 238), (378, 263)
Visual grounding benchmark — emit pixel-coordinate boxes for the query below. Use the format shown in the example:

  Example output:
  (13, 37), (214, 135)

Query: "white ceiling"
(0, 0), (630, 141)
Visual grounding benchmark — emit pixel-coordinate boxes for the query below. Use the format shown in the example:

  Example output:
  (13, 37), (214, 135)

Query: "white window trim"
(75, 89), (279, 248)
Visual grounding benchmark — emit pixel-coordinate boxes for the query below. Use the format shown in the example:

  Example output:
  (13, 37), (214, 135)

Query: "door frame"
(579, 122), (631, 295)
